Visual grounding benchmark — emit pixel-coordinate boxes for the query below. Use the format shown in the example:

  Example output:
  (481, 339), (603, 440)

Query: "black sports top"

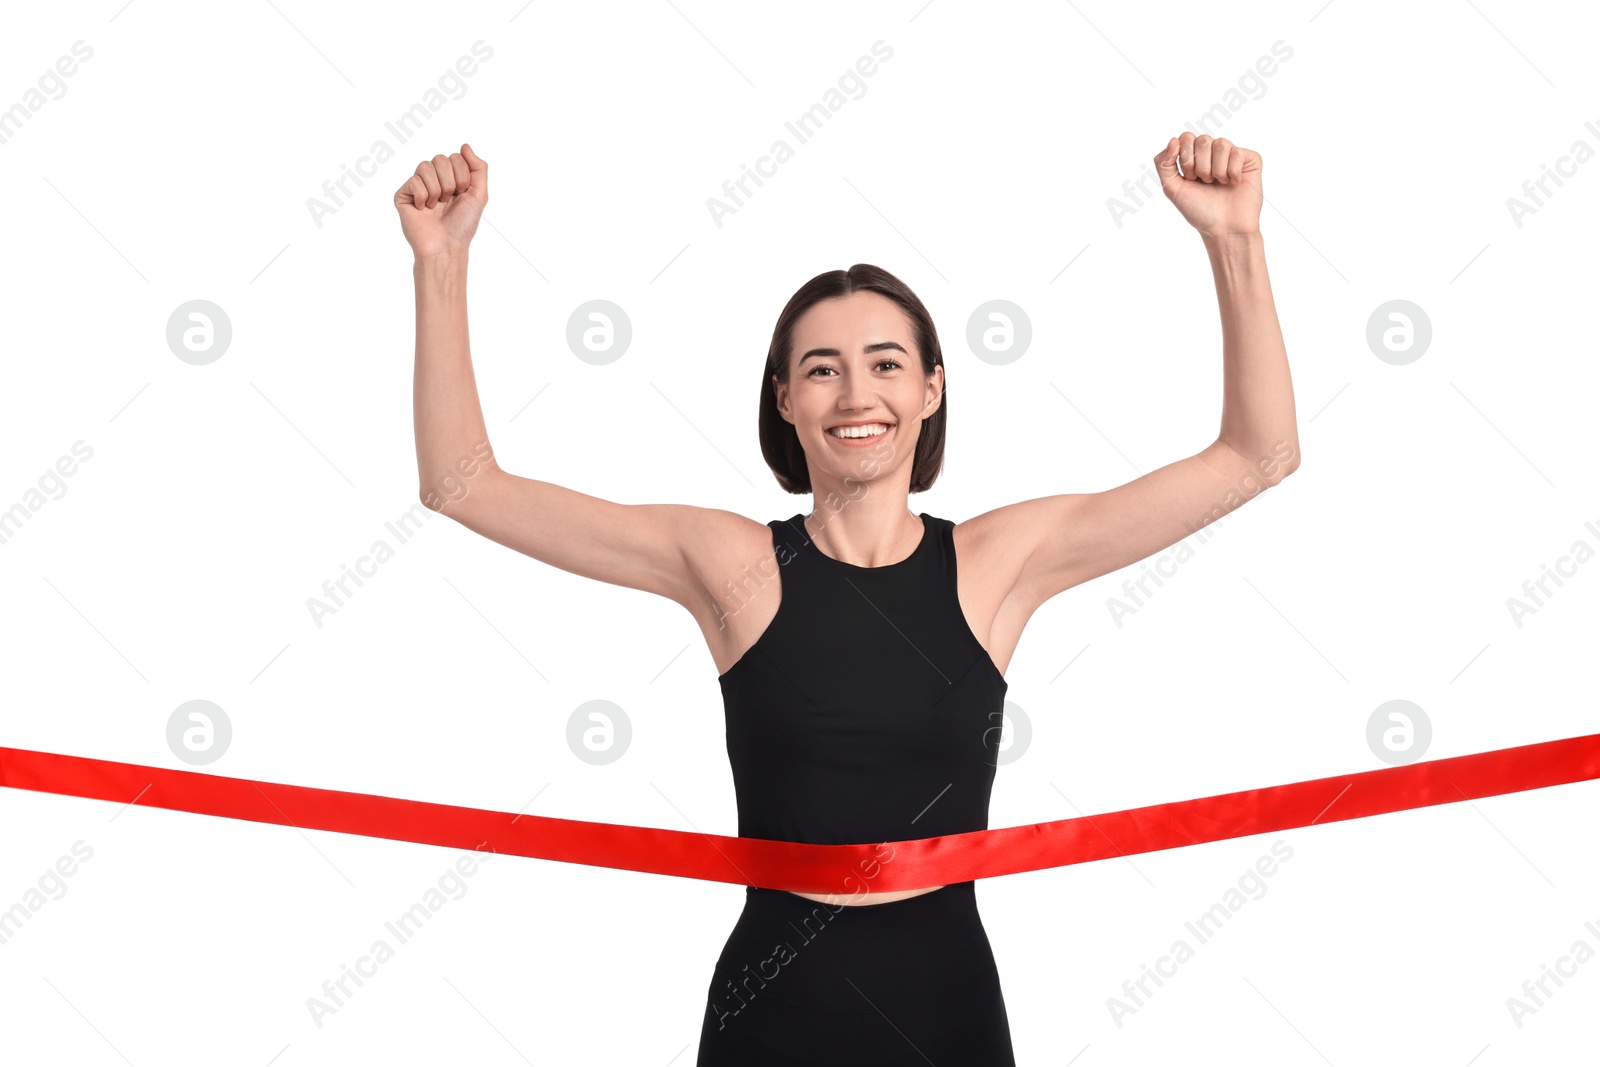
(718, 511), (1008, 851)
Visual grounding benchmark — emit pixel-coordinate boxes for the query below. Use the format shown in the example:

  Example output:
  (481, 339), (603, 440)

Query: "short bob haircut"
(759, 263), (947, 495)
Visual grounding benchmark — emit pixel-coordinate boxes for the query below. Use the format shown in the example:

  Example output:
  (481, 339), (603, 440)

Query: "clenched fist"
(394, 143), (489, 259)
(1155, 134), (1263, 239)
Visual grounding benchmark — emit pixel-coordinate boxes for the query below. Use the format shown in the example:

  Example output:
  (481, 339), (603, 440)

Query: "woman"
(395, 136), (1298, 1064)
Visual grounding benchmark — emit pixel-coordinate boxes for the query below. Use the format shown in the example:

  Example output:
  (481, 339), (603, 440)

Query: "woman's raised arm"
(396, 144), (738, 609)
(958, 135), (1301, 615)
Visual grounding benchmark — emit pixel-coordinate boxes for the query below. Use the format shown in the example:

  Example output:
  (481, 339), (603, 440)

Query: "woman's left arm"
(965, 135), (1300, 610)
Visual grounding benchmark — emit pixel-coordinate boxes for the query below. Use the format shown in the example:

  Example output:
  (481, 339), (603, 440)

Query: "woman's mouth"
(827, 422), (892, 445)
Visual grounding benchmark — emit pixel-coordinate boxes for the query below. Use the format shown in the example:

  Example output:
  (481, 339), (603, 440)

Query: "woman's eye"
(808, 360), (902, 377)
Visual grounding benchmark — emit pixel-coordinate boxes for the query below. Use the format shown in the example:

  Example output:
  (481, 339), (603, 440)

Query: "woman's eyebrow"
(798, 341), (908, 366)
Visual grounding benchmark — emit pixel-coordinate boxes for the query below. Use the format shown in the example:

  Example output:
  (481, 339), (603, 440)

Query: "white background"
(2, 1), (1598, 1063)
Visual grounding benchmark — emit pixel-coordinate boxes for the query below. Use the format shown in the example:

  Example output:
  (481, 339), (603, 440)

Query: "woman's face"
(773, 291), (942, 485)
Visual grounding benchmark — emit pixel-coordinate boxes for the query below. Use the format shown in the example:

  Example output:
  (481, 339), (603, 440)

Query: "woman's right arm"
(398, 144), (732, 610)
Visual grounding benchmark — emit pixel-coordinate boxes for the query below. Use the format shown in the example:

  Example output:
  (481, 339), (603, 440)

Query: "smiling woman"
(395, 131), (1299, 1065)
(758, 267), (948, 499)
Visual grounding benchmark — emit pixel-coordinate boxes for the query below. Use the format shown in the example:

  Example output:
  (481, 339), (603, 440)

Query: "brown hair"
(758, 263), (947, 494)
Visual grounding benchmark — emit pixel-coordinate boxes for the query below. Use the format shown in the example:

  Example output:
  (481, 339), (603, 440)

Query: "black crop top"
(718, 512), (1008, 849)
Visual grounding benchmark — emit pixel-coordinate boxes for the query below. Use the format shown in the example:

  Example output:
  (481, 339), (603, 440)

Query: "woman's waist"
(746, 878), (978, 914)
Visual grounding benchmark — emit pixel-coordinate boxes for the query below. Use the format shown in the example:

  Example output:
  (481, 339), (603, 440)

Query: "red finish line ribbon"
(3, 734), (1598, 895)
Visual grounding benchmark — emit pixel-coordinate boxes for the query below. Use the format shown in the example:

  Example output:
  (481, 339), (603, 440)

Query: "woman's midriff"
(783, 884), (947, 907)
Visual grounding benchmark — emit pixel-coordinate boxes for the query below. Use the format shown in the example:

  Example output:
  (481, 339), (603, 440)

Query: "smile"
(827, 423), (892, 440)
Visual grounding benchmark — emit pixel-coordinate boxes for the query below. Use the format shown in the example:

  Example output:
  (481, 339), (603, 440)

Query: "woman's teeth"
(829, 423), (891, 439)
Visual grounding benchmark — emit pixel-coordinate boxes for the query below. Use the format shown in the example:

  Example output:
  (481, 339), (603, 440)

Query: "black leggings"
(695, 880), (1016, 1065)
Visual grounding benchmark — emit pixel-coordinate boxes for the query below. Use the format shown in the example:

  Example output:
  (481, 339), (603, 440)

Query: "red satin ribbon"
(2, 734), (1597, 894)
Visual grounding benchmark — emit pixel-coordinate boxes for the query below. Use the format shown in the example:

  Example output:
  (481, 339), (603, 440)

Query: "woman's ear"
(923, 364), (944, 419)
(771, 373), (791, 423)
